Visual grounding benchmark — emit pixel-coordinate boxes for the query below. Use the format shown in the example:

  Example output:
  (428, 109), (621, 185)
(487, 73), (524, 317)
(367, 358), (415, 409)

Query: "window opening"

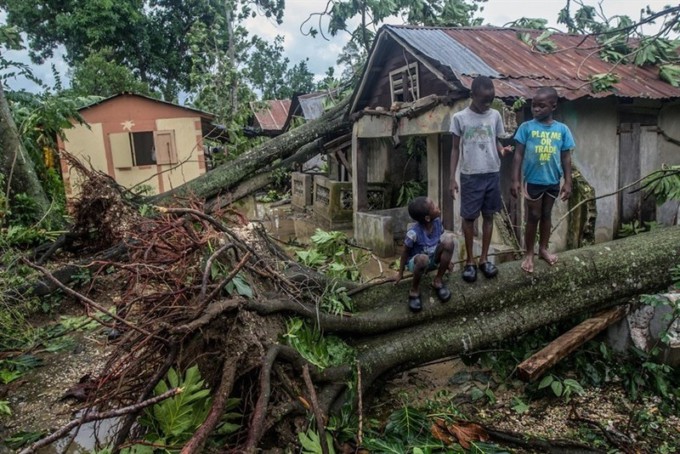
(389, 62), (419, 103)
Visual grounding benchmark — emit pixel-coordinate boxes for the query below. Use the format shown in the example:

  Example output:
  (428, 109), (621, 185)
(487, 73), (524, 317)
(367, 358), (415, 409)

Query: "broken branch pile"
(20, 167), (680, 452)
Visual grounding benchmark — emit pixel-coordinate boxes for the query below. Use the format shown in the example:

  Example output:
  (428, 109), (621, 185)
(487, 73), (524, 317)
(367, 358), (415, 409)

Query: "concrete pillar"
(426, 135), (439, 205)
(352, 123), (368, 213)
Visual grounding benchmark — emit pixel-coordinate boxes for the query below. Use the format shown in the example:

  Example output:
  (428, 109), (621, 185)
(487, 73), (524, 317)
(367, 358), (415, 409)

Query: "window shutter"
(109, 132), (133, 168)
(154, 131), (177, 165)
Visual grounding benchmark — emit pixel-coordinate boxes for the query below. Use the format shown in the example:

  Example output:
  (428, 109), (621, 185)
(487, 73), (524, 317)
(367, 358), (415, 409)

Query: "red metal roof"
(384, 25), (680, 101)
(250, 99), (292, 132)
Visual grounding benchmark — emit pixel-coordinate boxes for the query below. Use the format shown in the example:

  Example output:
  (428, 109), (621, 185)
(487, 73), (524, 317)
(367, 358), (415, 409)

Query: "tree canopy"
(0, 0), (295, 100)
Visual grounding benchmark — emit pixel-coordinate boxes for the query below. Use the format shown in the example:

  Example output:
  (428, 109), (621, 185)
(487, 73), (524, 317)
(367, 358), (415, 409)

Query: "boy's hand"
(499, 145), (514, 157)
(394, 272), (403, 285)
(510, 180), (521, 198)
(560, 183), (572, 201)
(450, 180), (459, 199)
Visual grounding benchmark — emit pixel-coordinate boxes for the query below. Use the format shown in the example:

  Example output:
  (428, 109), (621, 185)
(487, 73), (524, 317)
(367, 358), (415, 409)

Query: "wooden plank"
(517, 306), (628, 382)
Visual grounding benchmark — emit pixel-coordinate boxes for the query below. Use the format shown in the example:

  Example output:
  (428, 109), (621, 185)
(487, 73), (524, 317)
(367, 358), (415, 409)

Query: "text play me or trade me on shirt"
(514, 119), (575, 185)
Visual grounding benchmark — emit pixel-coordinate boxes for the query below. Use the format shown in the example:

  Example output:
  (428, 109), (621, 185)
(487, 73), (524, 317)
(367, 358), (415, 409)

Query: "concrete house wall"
(559, 99), (680, 245)
(562, 98), (620, 245)
(658, 101), (680, 224)
(60, 95), (207, 198)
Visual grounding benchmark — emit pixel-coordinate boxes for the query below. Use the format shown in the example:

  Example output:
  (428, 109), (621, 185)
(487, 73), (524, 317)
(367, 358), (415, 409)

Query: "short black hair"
(408, 196), (430, 223)
(471, 75), (495, 94)
(536, 86), (559, 103)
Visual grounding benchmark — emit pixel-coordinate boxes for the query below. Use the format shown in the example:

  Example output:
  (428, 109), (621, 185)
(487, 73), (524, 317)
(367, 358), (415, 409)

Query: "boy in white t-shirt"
(450, 76), (511, 283)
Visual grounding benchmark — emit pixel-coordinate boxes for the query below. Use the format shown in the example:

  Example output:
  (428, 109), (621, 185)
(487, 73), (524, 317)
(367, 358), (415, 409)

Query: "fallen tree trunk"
(291, 226), (680, 409)
(25, 213), (679, 452)
(151, 98), (351, 206)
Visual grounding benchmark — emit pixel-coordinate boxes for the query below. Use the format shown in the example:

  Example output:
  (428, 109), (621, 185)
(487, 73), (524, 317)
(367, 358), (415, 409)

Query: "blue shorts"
(460, 172), (501, 220)
(406, 254), (438, 272)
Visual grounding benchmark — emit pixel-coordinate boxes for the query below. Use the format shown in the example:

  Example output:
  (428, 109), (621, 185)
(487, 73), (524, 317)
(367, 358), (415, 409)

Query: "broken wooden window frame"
(389, 62), (419, 103)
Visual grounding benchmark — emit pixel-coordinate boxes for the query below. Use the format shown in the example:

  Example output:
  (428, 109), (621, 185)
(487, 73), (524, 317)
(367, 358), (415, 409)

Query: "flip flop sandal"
(433, 285), (451, 303)
(408, 294), (422, 312)
(462, 264), (477, 283)
(479, 262), (498, 279)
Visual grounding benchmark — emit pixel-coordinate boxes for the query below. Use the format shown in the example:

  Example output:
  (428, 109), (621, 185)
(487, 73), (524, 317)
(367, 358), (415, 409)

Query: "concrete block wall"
(313, 175), (391, 229)
(291, 172), (313, 209)
(354, 207), (410, 257)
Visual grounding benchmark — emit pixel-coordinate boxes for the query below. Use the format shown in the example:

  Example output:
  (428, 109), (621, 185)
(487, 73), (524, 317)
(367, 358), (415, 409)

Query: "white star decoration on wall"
(121, 120), (135, 131)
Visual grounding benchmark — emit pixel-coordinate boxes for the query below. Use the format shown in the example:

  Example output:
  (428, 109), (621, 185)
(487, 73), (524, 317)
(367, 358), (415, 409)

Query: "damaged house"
(337, 25), (680, 257)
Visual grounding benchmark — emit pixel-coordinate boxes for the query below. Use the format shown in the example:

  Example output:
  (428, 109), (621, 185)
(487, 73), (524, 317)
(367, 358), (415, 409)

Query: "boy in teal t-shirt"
(511, 87), (575, 273)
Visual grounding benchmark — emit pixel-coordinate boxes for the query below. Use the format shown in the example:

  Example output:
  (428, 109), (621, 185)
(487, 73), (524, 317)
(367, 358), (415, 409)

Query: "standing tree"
(0, 0), (285, 100)
(67, 48), (156, 98)
(0, 26), (54, 225)
(244, 35), (315, 100)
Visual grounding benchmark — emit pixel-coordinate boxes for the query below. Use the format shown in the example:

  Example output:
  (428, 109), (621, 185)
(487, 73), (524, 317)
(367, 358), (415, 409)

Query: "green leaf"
(144, 365), (213, 444)
(231, 274), (253, 298)
(511, 397), (529, 414)
(551, 380), (564, 397)
(3, 431), (44, 449)
(0, 369), (23, 384)
(660, 64), (680, 87)
(362, 437), (406, 454)
(385, 406), (428, 439)
(0, 399), (11, 416)
(563, 378), (585, 395)
(655, 373), (669, 397)
(298, 429), (336, 454)
(589, 72), (619, 92)
(538, 374), (554, 389)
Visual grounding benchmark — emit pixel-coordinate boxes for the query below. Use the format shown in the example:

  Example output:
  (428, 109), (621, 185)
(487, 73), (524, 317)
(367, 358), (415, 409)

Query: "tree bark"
(151, 98), (351, 206)
(0, 83), (52, 221)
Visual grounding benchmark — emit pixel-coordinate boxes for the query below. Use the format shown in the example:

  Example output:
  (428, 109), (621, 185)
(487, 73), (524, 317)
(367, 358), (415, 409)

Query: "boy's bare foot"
(520, 255), (534, 273)
(539, 249), (558, 266)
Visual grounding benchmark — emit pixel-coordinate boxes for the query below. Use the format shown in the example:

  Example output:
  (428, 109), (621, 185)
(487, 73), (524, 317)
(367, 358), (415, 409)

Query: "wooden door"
(618, 123), (657, 229)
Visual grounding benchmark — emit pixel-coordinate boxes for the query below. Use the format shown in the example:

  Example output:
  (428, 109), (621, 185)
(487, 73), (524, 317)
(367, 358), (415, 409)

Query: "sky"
(1, 0), (675, 95)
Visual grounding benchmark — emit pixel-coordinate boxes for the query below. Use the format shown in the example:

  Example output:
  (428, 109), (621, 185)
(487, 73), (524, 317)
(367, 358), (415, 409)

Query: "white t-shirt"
(450, 107), (505, 175)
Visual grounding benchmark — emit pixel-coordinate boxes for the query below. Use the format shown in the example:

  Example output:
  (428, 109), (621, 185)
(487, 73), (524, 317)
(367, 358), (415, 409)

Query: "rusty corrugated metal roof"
(298, 92), (330, 120)
(383, 25), (680, 101)
(79, 92), (217, 118)
(388, 26), (500, 79)
(250, 99), (292, 132)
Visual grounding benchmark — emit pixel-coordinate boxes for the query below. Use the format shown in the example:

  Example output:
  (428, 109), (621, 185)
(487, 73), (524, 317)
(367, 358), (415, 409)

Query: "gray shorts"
(460, 172), (501, 220)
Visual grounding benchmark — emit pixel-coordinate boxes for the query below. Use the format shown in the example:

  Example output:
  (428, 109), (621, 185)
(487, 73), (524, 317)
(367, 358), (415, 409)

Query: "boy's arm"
(510, 142), (525, 198)
(560, 151), (573, 201)
(394, 245), (411, 285)
(495, 114), (512, 156)
(497, 140), (512, 157)
(450, 135), (461, 199)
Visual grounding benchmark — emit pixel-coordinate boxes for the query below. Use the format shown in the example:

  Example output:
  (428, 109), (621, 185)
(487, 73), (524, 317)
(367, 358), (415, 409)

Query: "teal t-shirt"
(514, 119), (575, 185)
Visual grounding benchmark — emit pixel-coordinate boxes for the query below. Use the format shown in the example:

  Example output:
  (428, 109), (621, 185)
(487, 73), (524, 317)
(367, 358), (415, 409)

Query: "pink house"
(59, 93), (227, 198)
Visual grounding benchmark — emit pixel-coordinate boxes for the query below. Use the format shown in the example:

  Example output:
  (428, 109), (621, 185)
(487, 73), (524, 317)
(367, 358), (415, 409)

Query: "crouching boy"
(395, 196), (455, 312)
